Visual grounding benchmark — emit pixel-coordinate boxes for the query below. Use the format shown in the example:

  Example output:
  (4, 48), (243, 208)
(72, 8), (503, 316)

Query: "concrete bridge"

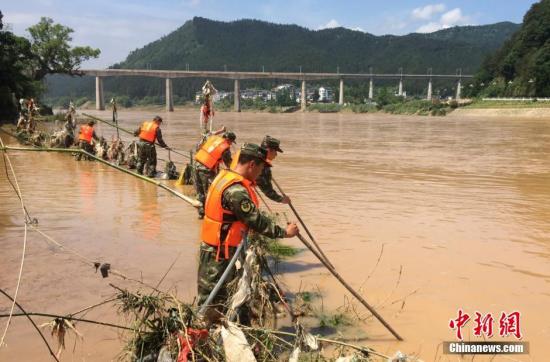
(82, 69), (473, 112)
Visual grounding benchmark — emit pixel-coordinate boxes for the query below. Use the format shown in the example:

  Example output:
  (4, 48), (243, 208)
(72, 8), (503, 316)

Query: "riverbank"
(449, 107), (550, 118)
(71, 103), (550, 120)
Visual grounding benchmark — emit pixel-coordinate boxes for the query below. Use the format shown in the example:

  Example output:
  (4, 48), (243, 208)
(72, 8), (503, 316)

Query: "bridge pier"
(301, 80), (306, 111)
(398, 79), (403, 97)
(456, 79), (462, 100)
(339, 78), (344, 105)
(95, 76), (105, 110)
(234, 79), (241, 112)
(165, 78), (174, 112)
(368, 78), (373, 100)
(427, 79), (432, 100)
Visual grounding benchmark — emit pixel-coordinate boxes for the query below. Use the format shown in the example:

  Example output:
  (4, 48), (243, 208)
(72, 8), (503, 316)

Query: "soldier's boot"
(136, 159), (145, 175)
(146, 162), (156, 178)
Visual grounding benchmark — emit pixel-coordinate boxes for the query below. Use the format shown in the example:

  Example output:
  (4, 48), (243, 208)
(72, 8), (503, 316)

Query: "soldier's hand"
(281, 195), (291, 205)
(285, 223), (299, 238)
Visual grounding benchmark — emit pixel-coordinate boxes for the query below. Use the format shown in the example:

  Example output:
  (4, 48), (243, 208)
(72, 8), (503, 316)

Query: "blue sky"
(2, 0), (538, 68)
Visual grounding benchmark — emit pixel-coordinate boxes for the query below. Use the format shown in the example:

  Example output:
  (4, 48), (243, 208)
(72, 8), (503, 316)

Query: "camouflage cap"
(261, 135), (283, 153)
(223, 131), (237, 143)
(239, 143), (271, 167)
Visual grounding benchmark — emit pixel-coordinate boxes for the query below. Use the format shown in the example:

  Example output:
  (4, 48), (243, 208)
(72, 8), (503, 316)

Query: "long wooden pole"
(81, 113), (190, 159)
(0, 289), (60, 361)
(296, 233), (403, 341)
(198, 235), (247, 316)
(0, 145), (200, 208)
(271, 177), (334, 268)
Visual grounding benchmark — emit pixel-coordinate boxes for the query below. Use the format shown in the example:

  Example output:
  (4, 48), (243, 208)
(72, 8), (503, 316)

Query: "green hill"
(45, 17), (520, 104)
(473, 0), (550, 97)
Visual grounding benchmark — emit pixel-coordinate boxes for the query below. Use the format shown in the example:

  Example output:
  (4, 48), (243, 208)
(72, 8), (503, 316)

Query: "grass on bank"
(463, 99), (550, 109)
(307, 99), (449, 116)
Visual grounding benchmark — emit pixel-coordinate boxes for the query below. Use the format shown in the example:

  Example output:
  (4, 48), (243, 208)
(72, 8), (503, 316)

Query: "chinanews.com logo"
(444, 309), (529, 355)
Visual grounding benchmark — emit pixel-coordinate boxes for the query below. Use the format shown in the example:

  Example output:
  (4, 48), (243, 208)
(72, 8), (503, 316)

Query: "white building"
(318, 87), (334, 102)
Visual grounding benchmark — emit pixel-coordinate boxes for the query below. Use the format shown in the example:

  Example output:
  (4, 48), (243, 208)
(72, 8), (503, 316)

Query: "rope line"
(0, 136), (29, 349)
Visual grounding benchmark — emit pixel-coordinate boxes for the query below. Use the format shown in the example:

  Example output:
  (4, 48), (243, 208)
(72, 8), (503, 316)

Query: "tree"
(473, 0), (550, 97)
(0, 11), (38, 119)
(27, 17), (100, 81)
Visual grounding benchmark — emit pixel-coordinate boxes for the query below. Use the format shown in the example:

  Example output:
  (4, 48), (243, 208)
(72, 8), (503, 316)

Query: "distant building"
(318, 87), (334, 102)
(240, 89), (275, 101)
(274, 84), (296, 92)
(195, 91), (232, 103)
(214, 91), (231, 102)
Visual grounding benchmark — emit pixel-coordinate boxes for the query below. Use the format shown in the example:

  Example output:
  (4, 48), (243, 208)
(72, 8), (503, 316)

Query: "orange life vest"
(79, 124), (94, 143)
(201, 169), (259, 260)
(139, 121), (159, 143)
(194, 135), (231, 170)
(229, 149), (240, 171)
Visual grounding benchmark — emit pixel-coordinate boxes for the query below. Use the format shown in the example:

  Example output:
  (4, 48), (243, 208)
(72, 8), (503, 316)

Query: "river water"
(1, 109), (549, 361)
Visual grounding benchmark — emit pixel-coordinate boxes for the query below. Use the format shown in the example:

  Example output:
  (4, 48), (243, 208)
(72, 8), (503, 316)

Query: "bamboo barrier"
(0, 145), (200, 208)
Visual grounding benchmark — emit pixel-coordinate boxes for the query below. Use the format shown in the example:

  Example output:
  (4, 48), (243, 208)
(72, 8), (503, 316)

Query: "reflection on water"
(1, 109), (549, 361)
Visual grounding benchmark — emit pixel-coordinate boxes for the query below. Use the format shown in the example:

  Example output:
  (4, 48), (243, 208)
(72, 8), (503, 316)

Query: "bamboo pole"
(81, 113), (190, 159)
(271, 177), (334, 268)
(296, 233), (403, 341)
(0, 313), (133, 331)
(0, 289), (60, 361)
(238, 325), (391, 360)
(0, 145), (200, 208)
(198, 235), (247, 315)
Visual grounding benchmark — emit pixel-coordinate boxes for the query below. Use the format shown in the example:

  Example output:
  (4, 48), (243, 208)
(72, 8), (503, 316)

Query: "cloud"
(411, 3), (446, 20)
(182, 0), (201, 7)
(416, 22), (442, 33)
(352, 26), (364, 32)
(416, 7), (472, 33)
(318, 19), (340, 30)
(440, 8), (466, 25)
(4, 12), (42, 27)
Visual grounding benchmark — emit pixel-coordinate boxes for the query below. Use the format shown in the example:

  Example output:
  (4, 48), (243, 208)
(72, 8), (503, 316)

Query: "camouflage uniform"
(197, 143), (285, 312)
(194, 149), (232, 218)
(197, 182), (286, 306)
(194, 163), (216, 217)
(75, 129), (99, 161)
(134, 119), (168, 178)
(257, 135), (285, 202)
(256, 167), (284, 202)
(136, 140), (157, 177)
(194, 132), (235, 218)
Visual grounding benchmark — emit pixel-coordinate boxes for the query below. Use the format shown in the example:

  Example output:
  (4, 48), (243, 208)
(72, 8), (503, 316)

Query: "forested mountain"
(473, 0), (550, 96)
(45, 17), (520, 103)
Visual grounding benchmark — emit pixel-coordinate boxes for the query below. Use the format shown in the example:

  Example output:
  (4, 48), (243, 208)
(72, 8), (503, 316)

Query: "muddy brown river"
(1, 109), (549, 361)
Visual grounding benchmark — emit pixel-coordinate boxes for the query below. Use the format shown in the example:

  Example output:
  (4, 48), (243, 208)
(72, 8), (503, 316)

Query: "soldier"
(133, 116), (170, 177)
(26, 98), (38, 133)
(16, 99), (28, 131)
(193, 130), (236, 219)
(197, 143), (299, 322)
(76, 120), (99, 161)
(62, 102), (77, 147)
(256, 135), (290, 204)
